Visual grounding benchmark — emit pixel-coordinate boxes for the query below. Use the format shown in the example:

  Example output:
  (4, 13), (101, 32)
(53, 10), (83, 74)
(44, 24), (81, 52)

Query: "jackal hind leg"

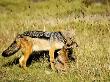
(19, 51), (32, 69)
(19, 38), (32, 69)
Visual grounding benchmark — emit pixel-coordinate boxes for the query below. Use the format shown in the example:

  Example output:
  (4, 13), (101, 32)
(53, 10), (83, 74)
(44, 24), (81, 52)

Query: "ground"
(0, 0), (110, 82)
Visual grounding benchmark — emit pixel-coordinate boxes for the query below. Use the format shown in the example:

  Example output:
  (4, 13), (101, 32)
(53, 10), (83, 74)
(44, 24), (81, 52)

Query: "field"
(0, 0), (110, 82)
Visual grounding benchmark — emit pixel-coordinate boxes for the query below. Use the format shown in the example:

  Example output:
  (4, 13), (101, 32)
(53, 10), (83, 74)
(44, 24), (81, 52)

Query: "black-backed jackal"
(2, 31), (78, 70)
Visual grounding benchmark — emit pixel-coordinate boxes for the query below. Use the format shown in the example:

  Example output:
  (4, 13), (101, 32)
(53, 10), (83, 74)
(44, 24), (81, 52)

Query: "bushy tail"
(2, 41), (20, 57)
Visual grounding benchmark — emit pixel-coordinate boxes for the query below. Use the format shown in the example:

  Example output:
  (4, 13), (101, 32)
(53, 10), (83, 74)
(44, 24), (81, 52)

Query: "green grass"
(0, 0), (110, 82)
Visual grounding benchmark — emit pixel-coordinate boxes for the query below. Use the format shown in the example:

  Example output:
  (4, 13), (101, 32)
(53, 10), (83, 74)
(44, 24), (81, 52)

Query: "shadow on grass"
(2, 49), (76, 67)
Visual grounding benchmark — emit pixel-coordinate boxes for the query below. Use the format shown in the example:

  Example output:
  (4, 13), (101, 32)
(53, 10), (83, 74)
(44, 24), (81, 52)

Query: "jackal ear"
(62, 28), (76, 37)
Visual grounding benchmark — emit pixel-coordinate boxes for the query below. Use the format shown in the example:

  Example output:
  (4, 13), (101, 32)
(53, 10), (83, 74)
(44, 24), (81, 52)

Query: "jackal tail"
(2, 40), (20, 57)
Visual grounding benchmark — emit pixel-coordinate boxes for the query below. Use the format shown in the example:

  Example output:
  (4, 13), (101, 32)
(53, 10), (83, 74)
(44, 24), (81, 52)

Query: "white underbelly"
(30, 38), (64, 51)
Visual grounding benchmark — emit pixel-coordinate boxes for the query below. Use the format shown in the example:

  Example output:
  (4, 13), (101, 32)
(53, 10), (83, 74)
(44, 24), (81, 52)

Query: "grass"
(0, 0), (110, 82)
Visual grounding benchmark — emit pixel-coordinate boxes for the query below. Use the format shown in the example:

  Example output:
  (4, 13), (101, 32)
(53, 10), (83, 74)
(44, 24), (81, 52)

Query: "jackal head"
(61, 29), (78, 49)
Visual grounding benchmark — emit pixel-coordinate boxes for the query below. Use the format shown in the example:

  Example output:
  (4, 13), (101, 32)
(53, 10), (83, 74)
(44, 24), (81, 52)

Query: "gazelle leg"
(57, 47), (69, 71)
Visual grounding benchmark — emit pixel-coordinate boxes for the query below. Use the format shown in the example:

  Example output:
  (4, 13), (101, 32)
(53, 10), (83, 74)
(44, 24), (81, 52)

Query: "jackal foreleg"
(49, 45), (55, 70)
